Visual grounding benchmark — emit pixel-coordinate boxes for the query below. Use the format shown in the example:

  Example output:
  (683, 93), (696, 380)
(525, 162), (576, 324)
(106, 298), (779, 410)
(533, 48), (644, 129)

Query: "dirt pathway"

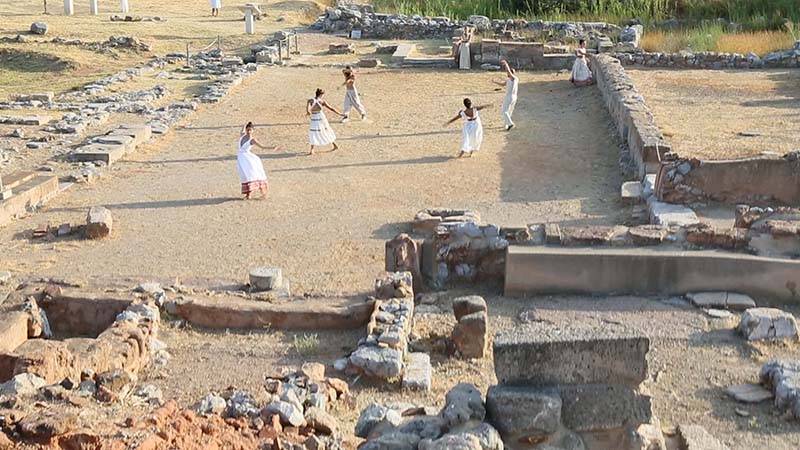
(0, 67), (622, 295)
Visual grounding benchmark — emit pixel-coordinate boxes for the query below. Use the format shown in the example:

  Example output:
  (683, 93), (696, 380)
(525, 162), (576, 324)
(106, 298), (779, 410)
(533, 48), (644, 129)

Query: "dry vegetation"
(642, 28), (796, 55)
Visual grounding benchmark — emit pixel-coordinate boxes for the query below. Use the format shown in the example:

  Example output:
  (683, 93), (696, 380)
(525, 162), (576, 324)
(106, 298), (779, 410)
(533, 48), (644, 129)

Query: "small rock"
(355, 403), (402, 438)
(263, 400), (305, 427)
(725, 384), (773, 403)
(305, 406), (338, 435)
(300, 362), (325, 381)
(30, 22), (48, 35)
(739, 308), (799, 341)
(195, 393), (226, 415)
(0, 373), (47, 396)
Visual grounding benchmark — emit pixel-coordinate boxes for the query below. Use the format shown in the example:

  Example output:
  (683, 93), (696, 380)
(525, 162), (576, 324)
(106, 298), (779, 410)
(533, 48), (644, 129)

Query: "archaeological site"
(1, 0), (800, 448)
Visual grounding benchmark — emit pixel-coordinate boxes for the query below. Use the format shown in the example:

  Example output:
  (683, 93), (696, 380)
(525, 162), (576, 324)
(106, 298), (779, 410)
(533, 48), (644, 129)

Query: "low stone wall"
(313, 3), (619, 40)
(656, 153), (800, 206)
(591, 54), (671, 177)
(611, 43), (800, 69)
(473, 40), (575, 70)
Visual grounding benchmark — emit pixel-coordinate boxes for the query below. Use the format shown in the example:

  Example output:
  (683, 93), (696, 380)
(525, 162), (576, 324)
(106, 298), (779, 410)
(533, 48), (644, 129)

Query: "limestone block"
(452, 295), (487, 321)
(739, 308), (799, 341)
(452, 311), (487, 359)
(402, 352), (431, 391)
(486, 384), (561, 441)
(85, 206), (113, 239)
(249, 267), (283, 292)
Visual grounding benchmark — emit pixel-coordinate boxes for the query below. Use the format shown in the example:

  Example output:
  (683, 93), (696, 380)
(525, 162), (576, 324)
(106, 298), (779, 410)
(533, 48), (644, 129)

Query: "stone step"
(647, 197), (700, 227)
(391, 43), (416, 63)
(402, 57), (453, 68)
(493, 323), (649, 387)
(505, 246), (800, 302)
(0, 175), (59, 228)
(678, 425), (729, 450)
(71, 143), (127, 165)
(1, 171), (36, 190)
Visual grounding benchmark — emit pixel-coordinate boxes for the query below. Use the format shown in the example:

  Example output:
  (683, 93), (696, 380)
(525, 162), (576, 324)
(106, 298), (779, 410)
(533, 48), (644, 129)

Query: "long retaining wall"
(657, 153), (800, 206)
(590, 54), (670, 177)
(504, 246), (800, 302)
(611, 46), (800, 69)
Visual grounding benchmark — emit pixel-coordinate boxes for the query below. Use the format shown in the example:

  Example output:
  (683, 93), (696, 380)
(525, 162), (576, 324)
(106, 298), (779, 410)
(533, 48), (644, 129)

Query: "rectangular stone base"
(494, 324), (649, 387)
(505, 246), (800, 302)
(559, 383), (652, 432)
(0, 175), (59, 228)
(71, 143), (127, 165)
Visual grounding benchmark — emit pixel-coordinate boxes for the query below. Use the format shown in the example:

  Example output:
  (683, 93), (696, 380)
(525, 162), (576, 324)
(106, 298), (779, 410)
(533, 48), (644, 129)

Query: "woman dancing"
(237, 122), (270, 200)
(570, 39), (594, 86)
(491, 60), (519, 131)
(445, 98), (489, 158)
(307, 88), (343, 156)
(341, 66), (367, 122)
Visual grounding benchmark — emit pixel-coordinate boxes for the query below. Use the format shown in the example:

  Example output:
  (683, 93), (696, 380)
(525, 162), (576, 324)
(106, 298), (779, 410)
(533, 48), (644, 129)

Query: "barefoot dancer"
(570, 39), (595, 87)
(341, 66), (367, 122)
(307, 88), (343, 155)
(491, 60), (519, 131)
(237, 122), (269, 200)
(445, 98), (488, 158)
(210, 0), (221, 16)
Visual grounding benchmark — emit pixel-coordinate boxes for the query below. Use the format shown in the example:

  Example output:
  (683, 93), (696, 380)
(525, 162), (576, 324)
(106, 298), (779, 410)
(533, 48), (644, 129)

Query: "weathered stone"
(402, 352), (431, 391)
(454, 421), (503, 450)
(621, 181), (643, 204)
(18, 410), (77, 440)
(305, 406), (338, 435)
(398, 415), (445, 441)
(725, 383), (773, 403)
(85, 206), (113, 239)
(544, 223), (561, 245)
(13, 339), (76, 383)
(486, 384), (561, 441)
(677, 425), (729, 450)
(739, 308), (798, 341)
(300, 362), (325, 381)
(494, 325), (649, 387)
(452, 311), (488, 359)
(559, 384), (652, 432)
(264, 400), (305, 427)
(349, 345), (403, 378)
(452, 296), (487, 321)
(0, 373), (46, 396)
(96, 369), (133, 395)
(226, 391), (259, 418)
(249, 267), (282, 291)
(386, 234), (422, 293)
(686, 292), (755, 311)
(375, 271), (414, 299)
(361, 431), (422, 450)
(419, 433), (482, 450)
(355, 403), (402, 438)
(30, 22), (48, 35)
(440, 383), (485, 429)
(195, 393), (226, 415)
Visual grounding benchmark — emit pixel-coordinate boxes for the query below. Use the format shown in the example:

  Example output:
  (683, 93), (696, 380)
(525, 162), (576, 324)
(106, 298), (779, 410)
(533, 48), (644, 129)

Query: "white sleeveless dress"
(571, 51), (592, 82)
(309, 98), (337, 146)
(460, 109), (483, 153)
(237, 135), (267, 194)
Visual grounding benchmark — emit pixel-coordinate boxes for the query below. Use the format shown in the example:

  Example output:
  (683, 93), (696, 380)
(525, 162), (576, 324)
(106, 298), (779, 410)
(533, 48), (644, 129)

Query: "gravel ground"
(627, 68), (800, 161)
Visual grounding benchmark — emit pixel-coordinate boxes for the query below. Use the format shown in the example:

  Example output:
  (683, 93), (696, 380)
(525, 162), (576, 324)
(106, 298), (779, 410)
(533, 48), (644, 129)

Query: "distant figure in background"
(307, 88), (343, 155)
(491, 60), (519, 131)
(570, 39), (594, 86)
(341, 66), (367, 122)
(445, 98), (489, 158)
(210, 0), (221, 17)
(458, 27), (473, 70)
(237, 122), (270, 200)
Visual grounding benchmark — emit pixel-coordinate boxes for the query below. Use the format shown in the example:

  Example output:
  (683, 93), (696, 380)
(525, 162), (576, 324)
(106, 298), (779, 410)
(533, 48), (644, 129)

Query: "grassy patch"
(642, 25), (796, 55)
(292, 333), (320, 356)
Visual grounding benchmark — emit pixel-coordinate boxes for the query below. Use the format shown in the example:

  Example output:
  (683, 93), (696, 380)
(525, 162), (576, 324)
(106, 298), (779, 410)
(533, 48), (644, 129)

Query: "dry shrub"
(715, 31), (797, 55)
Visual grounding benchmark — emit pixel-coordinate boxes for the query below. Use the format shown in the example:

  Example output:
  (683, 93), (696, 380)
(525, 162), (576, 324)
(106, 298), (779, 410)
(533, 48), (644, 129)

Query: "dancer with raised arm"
(341, 66), (367, 123)
(570, 39), (595, 87)
(307, 88), (343, 156)
(491, 60), (519, 131)
(237, 122), (270, 200)
(445, 98), (489, 158)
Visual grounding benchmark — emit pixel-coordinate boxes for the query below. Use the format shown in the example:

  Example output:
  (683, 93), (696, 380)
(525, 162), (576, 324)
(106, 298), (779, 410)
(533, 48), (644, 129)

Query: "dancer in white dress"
(341, 66), (367, 122)
(570, 39), (594, 87)
(209, 0), (221, 17)
(445, 98), (489, 158)
(307, 88), (344, 156)
(237, 122), (269, 200)
(491, 60), (519, 131)
(458, 27), (473, 70)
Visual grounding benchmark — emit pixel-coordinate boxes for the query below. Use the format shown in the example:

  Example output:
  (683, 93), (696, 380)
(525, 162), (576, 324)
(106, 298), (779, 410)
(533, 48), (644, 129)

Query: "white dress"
(571, 51), (592, 82)
(459, 41), (471, 70)
(501, 75), (519, 128)
(210, 0), (222, 8)
(308, 98), (337, 146)
(460, 109), (483, 153)
(237, 136), (267, 184)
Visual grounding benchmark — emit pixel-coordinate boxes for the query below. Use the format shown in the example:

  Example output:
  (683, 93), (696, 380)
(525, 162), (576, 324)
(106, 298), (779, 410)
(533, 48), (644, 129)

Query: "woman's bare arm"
(445, 113), (461, 126)
(306, 100), (313, 116)
(322, 100), (343, 116)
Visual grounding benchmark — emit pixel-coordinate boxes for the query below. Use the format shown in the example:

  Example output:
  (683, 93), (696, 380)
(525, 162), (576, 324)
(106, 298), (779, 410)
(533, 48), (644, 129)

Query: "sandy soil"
(0, 67), (623, 295)
(628, 68), (800, 161)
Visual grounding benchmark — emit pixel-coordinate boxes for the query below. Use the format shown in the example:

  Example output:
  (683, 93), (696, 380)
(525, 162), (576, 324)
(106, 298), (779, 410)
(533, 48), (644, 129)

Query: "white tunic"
(571, 53), (592, 82)
(501, 75), (519, 127)
(237, 136), (267, 183)
(308, 99), (337, 146)
(459, 42), (471, 70)
(210, 0), (222, 8)
(460, 109), (483, 153)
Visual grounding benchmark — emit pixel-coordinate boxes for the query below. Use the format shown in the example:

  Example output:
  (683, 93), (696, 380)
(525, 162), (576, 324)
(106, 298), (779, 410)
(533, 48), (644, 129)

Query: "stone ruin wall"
(610, 41), (800, 69)
(656, 153), (800, 207)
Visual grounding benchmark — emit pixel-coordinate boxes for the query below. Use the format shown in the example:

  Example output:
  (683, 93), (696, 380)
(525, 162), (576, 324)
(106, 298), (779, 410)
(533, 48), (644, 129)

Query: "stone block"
(686, 292), (755, 311)
(725, 383), (773, 403)
(402, 352), (431, 391)
(85, 206), (113, 239)
(622, 181), (643, 204)
(559, 384), (653, 432)
(648, 198), (700, 227)
(13, 339), (78, 383)
(494, 324), (649, 387)
(93, 134), (135, 152)
(486, 384), (561, 441)
(739, 308), (798, 341)
(349, 345), (403, 378)
(111, 124), (152, 146)
(71, 143), (126, 165)
(249, 267), (283, 291)
(386, 234), (422, 294)
(677, 425), (729, 450)
(0, 312), (29, 353)
(452, 295), (487, 321)
(544, 223), (561, 245)
(452, 311), (487, 359)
